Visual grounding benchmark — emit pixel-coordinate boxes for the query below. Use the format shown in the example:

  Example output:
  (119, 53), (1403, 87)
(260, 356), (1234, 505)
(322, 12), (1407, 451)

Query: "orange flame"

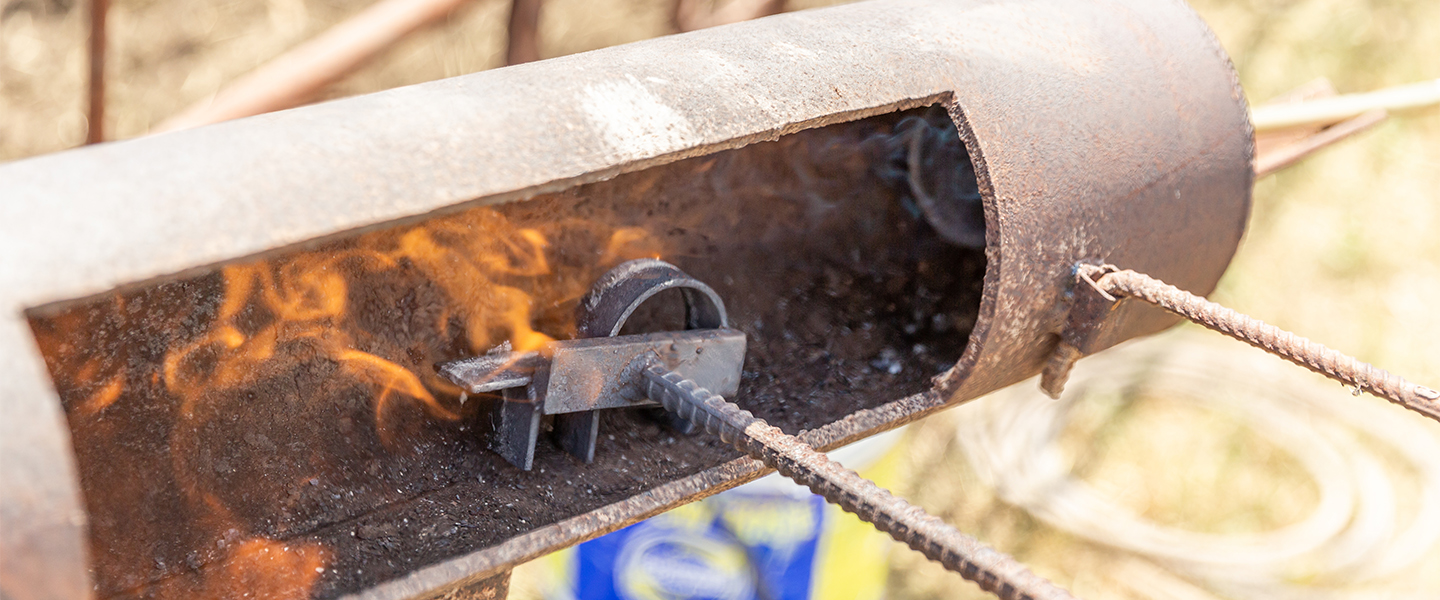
(601, 227), (663, 265)
(157, 206), (663, 454)
(205, 538), (329, 600)
(337, 348), (457, 447)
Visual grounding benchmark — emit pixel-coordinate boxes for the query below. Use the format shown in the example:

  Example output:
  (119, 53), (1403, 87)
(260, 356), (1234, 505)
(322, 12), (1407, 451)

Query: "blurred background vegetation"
(2, 0), (1436, 598)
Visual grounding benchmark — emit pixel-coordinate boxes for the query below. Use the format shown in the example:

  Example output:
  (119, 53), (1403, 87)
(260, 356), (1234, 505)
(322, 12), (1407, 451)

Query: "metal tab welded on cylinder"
(0, 0), (1252, 598)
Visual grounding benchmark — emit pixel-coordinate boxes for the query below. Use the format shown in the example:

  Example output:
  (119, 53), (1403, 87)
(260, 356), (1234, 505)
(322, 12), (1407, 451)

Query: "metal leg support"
(553, 411), (600, 463)
(493, 389), (542, 470)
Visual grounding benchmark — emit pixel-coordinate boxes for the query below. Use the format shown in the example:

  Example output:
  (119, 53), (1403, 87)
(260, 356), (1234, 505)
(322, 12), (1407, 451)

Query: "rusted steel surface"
(441, 348), (546, 394)
(641, 364), (1078, 600)
(0, 1), (1251, 598)
(1076, 265), (1440, 421)
(344, 388), (943, 600)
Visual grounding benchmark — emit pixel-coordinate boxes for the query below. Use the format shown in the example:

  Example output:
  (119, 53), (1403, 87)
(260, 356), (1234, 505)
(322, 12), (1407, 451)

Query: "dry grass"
(2, 0), (1437, 598)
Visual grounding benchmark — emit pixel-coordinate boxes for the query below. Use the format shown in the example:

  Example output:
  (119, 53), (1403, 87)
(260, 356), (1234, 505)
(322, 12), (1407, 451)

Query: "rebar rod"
(505, 0), (543, 65)
(640, 364), (1079, 600)
(1081, 265), (1440, 422)
(86, 0), (107, 144)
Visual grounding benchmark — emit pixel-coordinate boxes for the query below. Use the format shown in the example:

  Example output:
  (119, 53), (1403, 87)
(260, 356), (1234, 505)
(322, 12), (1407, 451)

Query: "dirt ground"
(3, 0), (1438, 598)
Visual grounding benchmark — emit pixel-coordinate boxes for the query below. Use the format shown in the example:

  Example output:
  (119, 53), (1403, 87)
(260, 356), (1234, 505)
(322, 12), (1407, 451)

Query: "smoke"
(864, 105), (986, 249)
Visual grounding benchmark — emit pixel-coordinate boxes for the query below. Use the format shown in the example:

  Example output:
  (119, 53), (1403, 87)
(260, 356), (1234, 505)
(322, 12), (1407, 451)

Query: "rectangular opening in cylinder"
(25, 103), (988, 599)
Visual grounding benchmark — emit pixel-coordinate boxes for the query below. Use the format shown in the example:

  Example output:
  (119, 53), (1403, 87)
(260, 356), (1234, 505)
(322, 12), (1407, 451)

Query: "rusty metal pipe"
(0, 1), (1252, 598)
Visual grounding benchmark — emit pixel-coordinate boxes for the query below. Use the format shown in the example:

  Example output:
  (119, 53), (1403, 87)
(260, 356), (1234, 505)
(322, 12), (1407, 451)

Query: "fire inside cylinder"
(25, 105), (987, 599)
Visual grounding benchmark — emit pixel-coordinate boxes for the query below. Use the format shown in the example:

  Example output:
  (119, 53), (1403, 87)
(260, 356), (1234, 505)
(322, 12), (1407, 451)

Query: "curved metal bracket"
(559, 259), (730, 460)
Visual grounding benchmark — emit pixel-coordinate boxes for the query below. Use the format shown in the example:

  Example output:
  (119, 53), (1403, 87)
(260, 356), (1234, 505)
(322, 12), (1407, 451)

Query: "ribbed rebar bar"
(640, 364), (1079, 600)
(1082, 264), (1440, 422)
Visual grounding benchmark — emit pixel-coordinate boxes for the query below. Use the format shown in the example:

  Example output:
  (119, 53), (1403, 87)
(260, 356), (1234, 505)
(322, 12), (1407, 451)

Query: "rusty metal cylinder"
(0, 0), (1251, 598)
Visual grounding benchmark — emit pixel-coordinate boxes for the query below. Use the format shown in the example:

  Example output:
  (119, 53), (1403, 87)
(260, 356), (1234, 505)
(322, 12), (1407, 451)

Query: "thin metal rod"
(505, 0), (543, 65)
(1082, 265), (1440, 422)
(1253, 109), (1386, 177)
(1250, 78), (1440, 132)
(153, 0), (472, 134)
(86, 0), (107, 144)
(641, 364), (1079, 600)
(672, 0), (783, 32)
